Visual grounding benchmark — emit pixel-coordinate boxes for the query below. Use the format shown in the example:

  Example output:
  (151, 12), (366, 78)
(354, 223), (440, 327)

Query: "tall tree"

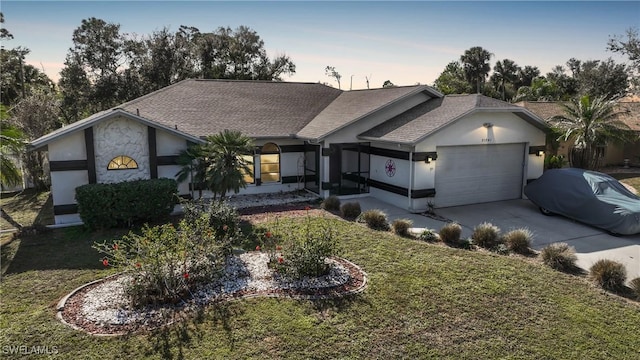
(608, 27), (639, 93)
(551, 95), (636, 170)
(433, 61), (471, 94)
(0, 12), (13, 40)
(460, 46), (493, 94)
(571, 58), (629, 99)
(515, 65), (541, 88)
(8, 91), (62, 189)
(491, 59), (520, 101)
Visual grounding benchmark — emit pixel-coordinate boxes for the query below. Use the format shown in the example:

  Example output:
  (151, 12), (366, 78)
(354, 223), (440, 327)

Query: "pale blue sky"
(2, 1), (639, 90)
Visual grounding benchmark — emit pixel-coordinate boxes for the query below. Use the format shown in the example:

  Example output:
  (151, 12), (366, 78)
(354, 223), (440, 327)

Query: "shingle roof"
(297, 85), (442, 140)
(119, 79), (342, 138)
(515, 101), (640, 132)
(361, 94), (546, 144)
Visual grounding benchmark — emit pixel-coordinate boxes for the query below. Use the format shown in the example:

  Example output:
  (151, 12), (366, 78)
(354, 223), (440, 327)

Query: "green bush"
(545, 154), (567, 169)
(321, 195), (341, 211)
(630, 277), (640, 300)
(541, 243), (578, 272)
(504, 228), (533, 254)
(472, 222), (502, 249)
(76, 178), (177, 230)
(182, 199), (241, 246)
(418, 228), (439, 242)
(340, 201), (361, 220)
(265, 215), (338, 279)
(590, 259), (627, 291)
(439, 222), (462, 245)
(391, 218), (413, 237)
(357, 209), (390, 231)
(93, 213), (230, 307)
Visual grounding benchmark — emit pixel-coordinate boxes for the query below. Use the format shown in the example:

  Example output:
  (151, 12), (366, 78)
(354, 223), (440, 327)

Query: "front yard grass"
(1, 215), (639, 359)
(0, 189), (53, 232)
(610, 173), (640, 193)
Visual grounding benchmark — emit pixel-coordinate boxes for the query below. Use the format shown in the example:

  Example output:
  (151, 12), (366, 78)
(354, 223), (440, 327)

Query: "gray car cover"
(524, 168), (640, 235)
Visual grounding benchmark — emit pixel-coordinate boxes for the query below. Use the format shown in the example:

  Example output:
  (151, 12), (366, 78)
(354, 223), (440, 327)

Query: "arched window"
(261, 143), (280, 182)
(107, 155), (138, 170)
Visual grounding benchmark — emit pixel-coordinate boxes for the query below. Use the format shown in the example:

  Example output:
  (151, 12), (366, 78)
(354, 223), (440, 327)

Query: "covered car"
(524, 168), (640, 235)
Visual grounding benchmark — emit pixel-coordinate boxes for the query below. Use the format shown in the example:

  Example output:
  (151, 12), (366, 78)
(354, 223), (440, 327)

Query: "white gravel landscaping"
(77, 252), (352, 328)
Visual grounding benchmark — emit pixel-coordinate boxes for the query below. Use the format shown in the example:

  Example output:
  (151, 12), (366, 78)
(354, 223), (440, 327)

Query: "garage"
(434, 143), (525, 207)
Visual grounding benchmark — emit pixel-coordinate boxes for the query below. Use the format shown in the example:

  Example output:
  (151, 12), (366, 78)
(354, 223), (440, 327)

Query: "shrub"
(472, 222), (502, 249)
(321, 195), (341, 211)
(418, 228), (439, 242)
(182, 199), (241, 247)
(590, 259), (627, 291)
(504, 228), (533, 254)
(541, 243), (577, 272)
(76, 178), (177, 230)
(391, 218), (413, 237)
(340, 201), (361, 220)
(630, 277), (640, 300)
(439, 222), (462, 245)
(357, 209), (390, 231)
(93, 213), (230, 307)
(265, 215), (338, 279)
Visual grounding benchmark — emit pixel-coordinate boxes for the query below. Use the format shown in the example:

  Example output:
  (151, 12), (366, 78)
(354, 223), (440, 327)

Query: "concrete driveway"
(355, 197), (640, 282)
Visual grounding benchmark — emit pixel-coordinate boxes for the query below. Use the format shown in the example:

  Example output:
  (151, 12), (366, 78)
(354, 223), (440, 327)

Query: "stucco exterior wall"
(156, 129), (188, 156)
(94, 116), (150, 184)
(414, 112), (546, 152)
(48, 131), (86, 161)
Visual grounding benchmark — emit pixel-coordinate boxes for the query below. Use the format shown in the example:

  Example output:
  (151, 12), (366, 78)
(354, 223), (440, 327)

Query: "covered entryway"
(434, 143), (525, 207)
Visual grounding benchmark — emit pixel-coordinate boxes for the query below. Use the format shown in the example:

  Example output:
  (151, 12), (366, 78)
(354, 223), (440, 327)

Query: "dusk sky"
(2, 1), (638, 90)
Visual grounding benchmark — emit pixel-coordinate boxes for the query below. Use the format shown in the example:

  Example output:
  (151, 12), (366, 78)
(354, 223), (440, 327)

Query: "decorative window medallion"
(385, 159), (396, 177)
(108, 155), (138, 170)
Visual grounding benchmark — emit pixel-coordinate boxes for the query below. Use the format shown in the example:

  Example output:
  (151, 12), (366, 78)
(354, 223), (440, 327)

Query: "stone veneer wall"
(94, 116), (150, 183)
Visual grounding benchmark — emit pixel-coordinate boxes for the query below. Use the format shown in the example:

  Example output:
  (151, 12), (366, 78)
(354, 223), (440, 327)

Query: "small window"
(242, 155), (255, 184)
(261, 143), (280, 183)
(108, 155), (138, 170)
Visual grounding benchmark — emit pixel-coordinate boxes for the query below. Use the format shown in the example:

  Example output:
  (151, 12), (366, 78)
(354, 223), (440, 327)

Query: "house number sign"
(385, 159), (396, 177)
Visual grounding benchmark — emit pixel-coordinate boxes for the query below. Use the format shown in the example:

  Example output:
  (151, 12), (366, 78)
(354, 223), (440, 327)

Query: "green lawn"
(610, 173), (640, 193)
(1, 215), (638, 359)
(0, 189), (53, 232)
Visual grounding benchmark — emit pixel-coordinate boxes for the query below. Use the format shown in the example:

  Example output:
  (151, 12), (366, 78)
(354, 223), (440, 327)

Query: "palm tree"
(460, 46), (493, 94)
(551, 95), (636, 170)
(201, 130), (254, 200)
(0, 121), (25, 229)
(1, 122), (24, 188)
(491, 59), (520, 101)
(176, 145), (207, 199)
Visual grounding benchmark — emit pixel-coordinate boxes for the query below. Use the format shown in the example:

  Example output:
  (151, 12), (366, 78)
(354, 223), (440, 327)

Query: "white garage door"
(434, 144), (525, 207)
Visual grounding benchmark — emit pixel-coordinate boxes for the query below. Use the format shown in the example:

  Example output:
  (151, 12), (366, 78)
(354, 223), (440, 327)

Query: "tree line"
(433, 28), (639, 102)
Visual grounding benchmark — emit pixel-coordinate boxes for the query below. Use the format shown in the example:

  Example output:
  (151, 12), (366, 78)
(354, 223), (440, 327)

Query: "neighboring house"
(31, 79), (548, 225)
(515, 101), (640, 166)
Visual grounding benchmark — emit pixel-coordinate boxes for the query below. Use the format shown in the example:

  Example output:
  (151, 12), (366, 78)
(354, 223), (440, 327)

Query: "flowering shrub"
(94, 211), (232, 307)
(182, 199), (241, 246)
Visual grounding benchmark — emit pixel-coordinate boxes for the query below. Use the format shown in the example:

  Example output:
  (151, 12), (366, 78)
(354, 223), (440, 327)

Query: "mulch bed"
(58, 256), (367, 336)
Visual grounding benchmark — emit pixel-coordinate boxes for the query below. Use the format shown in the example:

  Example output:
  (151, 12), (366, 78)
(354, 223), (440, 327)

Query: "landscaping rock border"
(57, 255), (367, 336)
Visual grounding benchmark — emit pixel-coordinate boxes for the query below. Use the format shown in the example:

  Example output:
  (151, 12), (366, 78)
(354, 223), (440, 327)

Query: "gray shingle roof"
(119, 79), (342, 138)
(361, 94), (547, 144)
(297, 85), (441, 140)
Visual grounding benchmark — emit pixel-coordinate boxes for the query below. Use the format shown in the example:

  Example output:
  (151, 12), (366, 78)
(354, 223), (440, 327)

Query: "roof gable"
(297, 85), (443, 140)
(360, 94), (548, 144)
(30, 109), (203, 150)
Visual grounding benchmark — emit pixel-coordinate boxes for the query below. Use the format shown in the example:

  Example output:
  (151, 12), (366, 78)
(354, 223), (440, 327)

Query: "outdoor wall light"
(537, 150), (544, 157)
(483, 122), (494, 128)
(425, 156), (433, 164)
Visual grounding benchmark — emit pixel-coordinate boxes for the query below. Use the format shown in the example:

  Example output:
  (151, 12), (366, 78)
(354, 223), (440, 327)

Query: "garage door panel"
(435, 144), (524, 207)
